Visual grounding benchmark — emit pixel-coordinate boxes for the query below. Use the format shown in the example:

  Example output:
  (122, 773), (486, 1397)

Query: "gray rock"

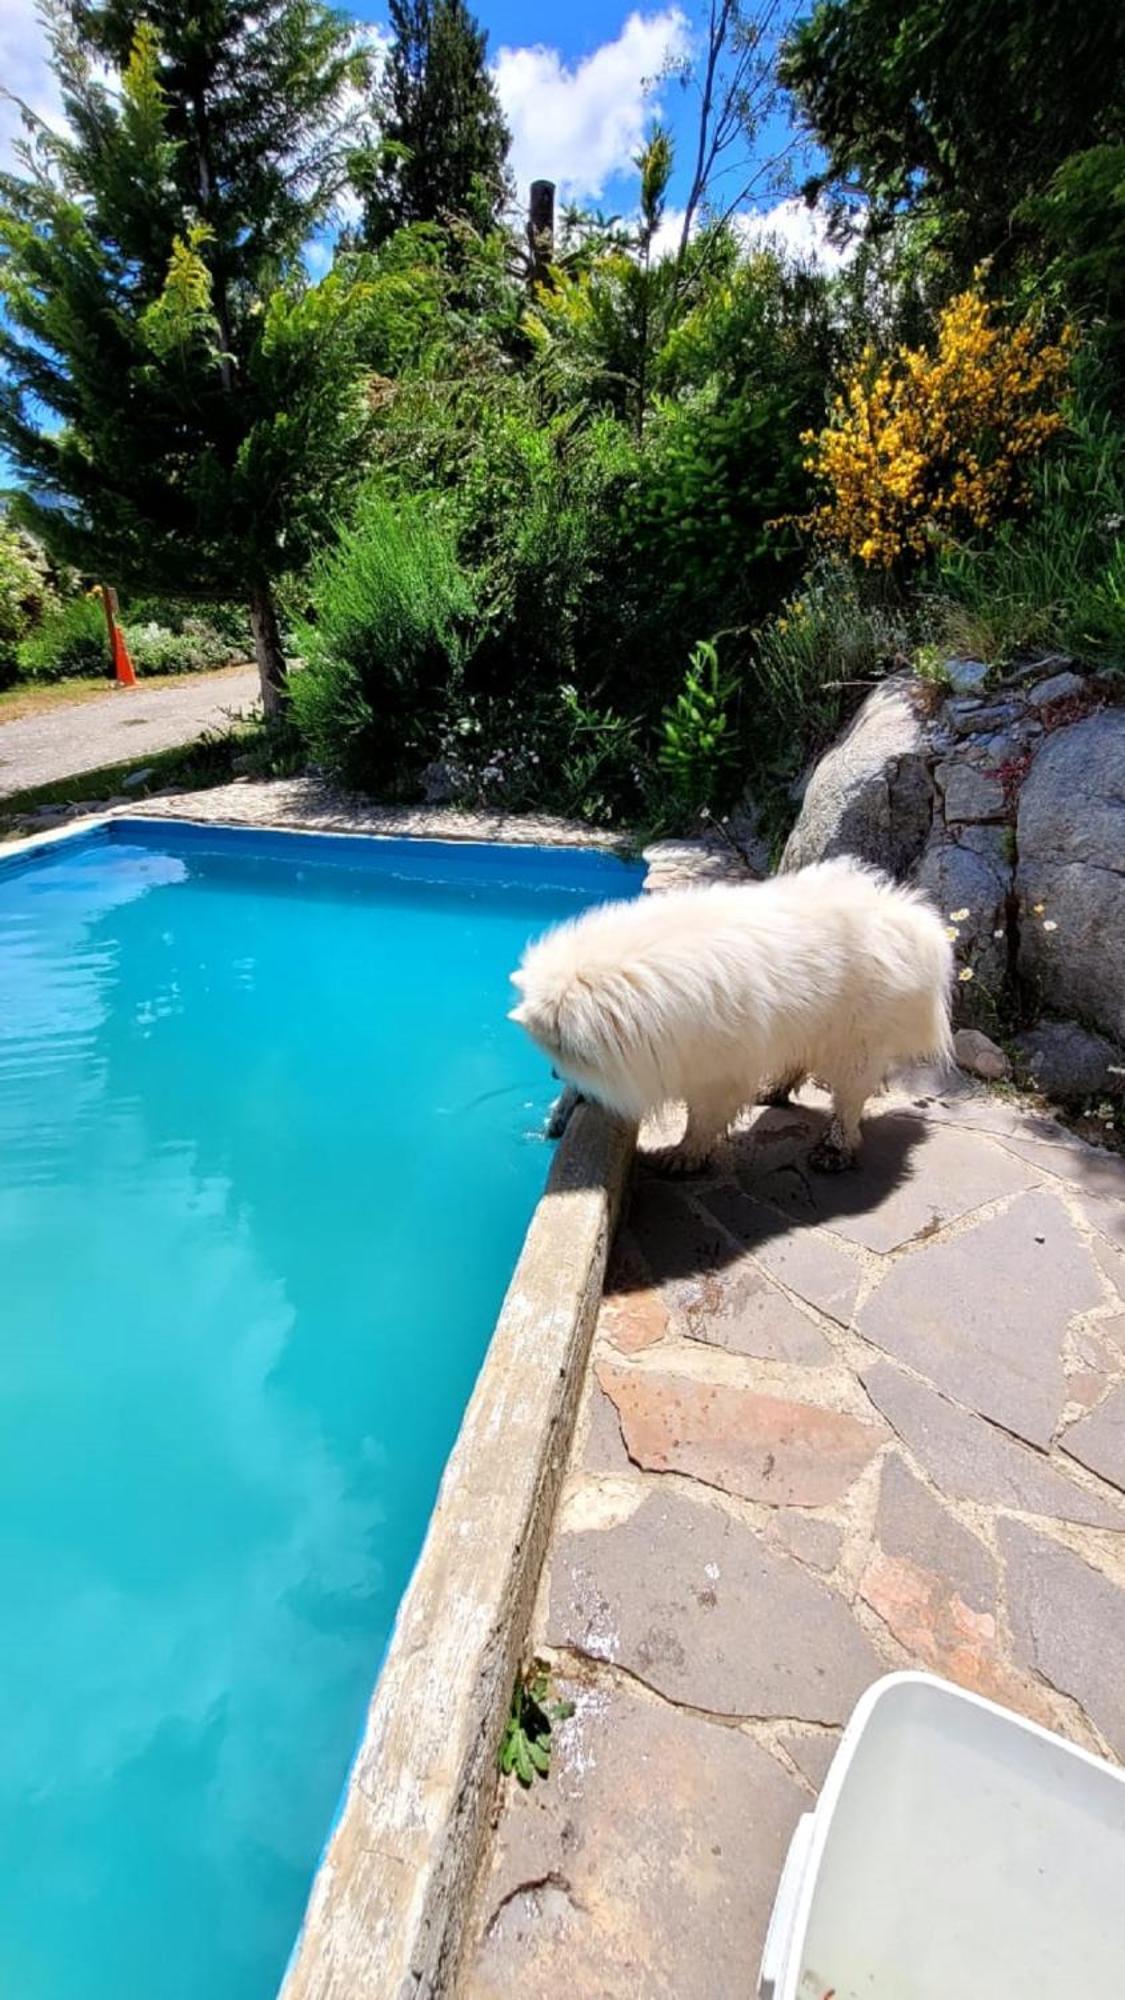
(954, 1028), (1010, 1081)
(950, 701), (1021, 737)
(945, 658), (991, 695)
(914, 832), (1009, 1019)
(1016, 712), (1125, 1042)
(938, 759), (1008, 824)
(781, 678), (933, 877)
(1029, 670), (1086, 707)
(724, 788), (772, 876)
(1011, 1021), (1125, 1101)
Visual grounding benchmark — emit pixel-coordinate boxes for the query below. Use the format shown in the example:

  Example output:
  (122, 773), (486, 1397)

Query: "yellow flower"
(958, 967), (975, 983)
(1032, 901), (1046, 915)
(945, 925), (960, 941)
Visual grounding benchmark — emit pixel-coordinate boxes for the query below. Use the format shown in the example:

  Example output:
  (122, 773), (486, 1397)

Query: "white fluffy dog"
(510, 856), (953, 1173)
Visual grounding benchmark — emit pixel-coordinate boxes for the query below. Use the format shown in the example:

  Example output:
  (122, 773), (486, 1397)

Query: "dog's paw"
(546, 1083), (582, 1139)
(808, 1136), (856, 1174)
(642, 1143), (713, 1178)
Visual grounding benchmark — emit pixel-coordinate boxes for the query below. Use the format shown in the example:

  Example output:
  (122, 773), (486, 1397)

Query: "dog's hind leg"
(644, 1086), (745, 1177)
(758, 1067), (807, 1108)
(811, 1057), (882, 1172)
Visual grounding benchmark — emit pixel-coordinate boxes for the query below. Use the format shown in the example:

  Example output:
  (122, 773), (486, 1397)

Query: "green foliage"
(932, 401), (1125, 672)
(435, 683), (645, 826)
(0, 0), (370, 710)
(752, 561), (916, 766)
(1025, 145), (1125, 385)
(658, 640), (740, 818)
(498, 1663), (574, 1787)
(122, 617), (239, 675)
(355, 0), (511, 246)
(17, 596), (109, 681)
(782, 0), (1125, 270)
(0, 522), (57, 683)
(291, 488), (474, 786)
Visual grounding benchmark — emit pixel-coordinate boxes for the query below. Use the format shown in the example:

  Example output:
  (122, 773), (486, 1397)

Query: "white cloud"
(494, 10), (690, 205)
(735, 197), (854, 271)
(0, 0), (65, 171)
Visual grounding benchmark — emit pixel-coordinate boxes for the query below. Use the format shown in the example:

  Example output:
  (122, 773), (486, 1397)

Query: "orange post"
(98, 583), (137, 687)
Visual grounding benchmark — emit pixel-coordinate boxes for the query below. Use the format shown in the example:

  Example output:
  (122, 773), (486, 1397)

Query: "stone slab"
(678, 1254), (834, 1366)
(778, 1728), (841, 1793)
(465, 1677), (805, 2000)
(740, 1114), (1034, 1255)
(766, 1512), (844, 1574)
(1001, 1520), (1125, 1756)
(858, 1190), (1102, 1448)
(596, 1360), (883, 1508)
(700, 1182), (862, 1326)
(547, 1488), (882, 1723)
(875, 1455), (996, 1613)
(862, 1360), (1121, 1528)
(1061, 1388), (1125, 1495)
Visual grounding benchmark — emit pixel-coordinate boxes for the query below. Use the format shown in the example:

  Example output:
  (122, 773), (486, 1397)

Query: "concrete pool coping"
(282, 1100), (633, 2000)
(4, 802), (642, 1999)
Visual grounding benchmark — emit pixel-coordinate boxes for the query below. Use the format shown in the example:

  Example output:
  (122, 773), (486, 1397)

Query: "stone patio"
(460, 1076), (1125, 1998)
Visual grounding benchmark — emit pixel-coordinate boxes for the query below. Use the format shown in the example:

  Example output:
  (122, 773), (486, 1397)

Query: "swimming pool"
(0, 818), (641, 2000)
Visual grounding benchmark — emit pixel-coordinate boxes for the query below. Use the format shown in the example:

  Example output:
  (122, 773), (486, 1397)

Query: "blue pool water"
(0, 820), (641, 2000)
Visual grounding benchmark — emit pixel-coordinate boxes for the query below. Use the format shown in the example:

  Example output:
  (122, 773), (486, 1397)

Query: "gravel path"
(0, 664), (261, 798)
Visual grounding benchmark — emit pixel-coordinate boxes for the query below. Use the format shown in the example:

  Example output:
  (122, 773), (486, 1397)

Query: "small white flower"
(958, 966), (975, 983)
(949, 907), (970, 922)
(1042, 919), (1058, 932)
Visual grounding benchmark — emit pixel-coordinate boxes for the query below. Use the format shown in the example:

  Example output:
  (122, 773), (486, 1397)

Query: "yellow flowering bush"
(803, 285), (1074, 566)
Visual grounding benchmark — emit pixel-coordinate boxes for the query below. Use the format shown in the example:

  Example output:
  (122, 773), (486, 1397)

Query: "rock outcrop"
(778, 660), (1125, 1097)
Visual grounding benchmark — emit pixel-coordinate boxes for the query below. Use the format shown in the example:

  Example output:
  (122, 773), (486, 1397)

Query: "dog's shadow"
(617, 1100), (929, 1288)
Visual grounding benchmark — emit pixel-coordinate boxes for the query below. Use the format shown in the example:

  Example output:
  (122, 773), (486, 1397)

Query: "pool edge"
(280, 1101), (634, 2000)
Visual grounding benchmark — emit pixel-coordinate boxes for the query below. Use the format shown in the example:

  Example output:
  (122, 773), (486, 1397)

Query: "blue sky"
(0, 0), (833, 263)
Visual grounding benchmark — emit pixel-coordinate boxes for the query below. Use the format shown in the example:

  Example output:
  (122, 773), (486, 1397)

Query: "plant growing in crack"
(499, 1662), (575, 1787)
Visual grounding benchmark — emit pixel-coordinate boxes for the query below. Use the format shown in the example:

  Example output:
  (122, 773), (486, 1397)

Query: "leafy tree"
(0, 1), (369, 714)
(781, 0), (1125, 267)
(355, 0), (511, 247)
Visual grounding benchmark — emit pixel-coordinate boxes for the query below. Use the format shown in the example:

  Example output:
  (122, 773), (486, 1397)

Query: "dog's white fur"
(510, 857), (953, 1170)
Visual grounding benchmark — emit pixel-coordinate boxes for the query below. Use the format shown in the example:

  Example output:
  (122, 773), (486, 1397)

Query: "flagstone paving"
(461, 1076), (1125, 2000)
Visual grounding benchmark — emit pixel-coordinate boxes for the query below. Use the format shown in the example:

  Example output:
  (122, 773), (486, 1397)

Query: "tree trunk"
(249, 578), (287, 720)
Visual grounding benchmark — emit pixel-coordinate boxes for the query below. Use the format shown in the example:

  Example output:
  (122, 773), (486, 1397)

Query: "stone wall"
(779, 662), (1125, 1101)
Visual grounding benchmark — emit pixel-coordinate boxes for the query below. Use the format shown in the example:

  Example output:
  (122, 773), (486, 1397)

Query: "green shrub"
(291, 487), (474, 788)
(932, 401), (1125, 671)
(123, 617), (237, 674)
(431, 682), (646, 826)
(657, 639), (740, 821)
(752, 560), (915, 767)
(0, 522), (56, 685)
(17, 595), (109, 680)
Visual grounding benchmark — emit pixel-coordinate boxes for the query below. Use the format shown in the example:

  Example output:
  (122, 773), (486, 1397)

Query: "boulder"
(914, 833), (1010, 1024)
(954, 1028), (1011, 1082)
(1028, 670), (1086, 707)
(937, 759), (1007, 824)
(781, 679), (933, 877)
(945, 658), (991, 695)
(1016, 712), (1125, 1042)
(1011, 1022), (1125, 1101)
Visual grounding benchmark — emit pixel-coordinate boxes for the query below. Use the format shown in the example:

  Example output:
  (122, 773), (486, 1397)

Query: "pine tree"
(0, 1), (371, 715)
(358, 0), (511, 246)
